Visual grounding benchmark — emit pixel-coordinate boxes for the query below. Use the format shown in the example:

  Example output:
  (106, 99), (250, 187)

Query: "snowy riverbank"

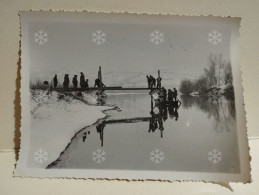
(30, 90), (112, 167)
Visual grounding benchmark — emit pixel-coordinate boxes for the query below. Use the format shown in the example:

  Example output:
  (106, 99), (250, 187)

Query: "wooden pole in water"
(158, 70), (161, 89)
(151, 95), (153, 112)
(97, 70), (100, 89)
(99, 66), (103, 90)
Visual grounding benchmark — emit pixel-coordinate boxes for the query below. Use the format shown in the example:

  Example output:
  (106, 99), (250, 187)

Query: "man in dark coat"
(72, 75), (78, 88)
(160, 87), (167, 103)
(94, 78), (100, 88)
(80, 72), (85, 89)
(146, 75), (151, 88)
(173, 88), (178, 101)
(168, 89), (173, 102)
(63, 74), (70, 89)
(152, 77), (156, 88)
(149, 75), (154, 89)
(63, 75), (66, 88)
(53, 75), (58, 89)
(157, 77), (162, 88)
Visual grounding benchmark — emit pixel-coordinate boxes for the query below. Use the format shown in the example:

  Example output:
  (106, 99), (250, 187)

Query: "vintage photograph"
(15, 11), (250, 182)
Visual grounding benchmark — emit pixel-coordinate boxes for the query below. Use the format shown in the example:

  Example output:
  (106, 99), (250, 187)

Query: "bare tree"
(179, 54), (233, 95)
(204, 54), (217, 86)
(223, 62), (233, 85)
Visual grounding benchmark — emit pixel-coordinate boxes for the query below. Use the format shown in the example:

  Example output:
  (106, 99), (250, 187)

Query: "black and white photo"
(15, 11), (250, 182)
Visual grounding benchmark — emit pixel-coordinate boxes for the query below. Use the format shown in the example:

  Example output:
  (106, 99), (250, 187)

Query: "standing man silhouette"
(53, 75), (58, 89)
(72, 75), (78, 88)
(80, 72), (85, 89)
(157, 77), (162, 88)
(146, 75), (151, 88)
(173, 88), (178, 101)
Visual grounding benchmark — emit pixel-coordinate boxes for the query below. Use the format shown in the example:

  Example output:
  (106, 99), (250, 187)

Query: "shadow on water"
(89, 96), (181, 147)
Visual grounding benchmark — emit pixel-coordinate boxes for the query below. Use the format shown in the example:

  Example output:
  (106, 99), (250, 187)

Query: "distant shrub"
(30, 80), (49, 90)
(179, 54), (233, 95)
(179, 79), (194, 95)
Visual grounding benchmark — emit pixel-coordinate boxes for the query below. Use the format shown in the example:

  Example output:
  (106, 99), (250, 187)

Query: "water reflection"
(83, 95), (182, 145)
(168, 106), (179, 120)
(149, 111), (164, 138)
(48, 91), (239, 173)
(96, 123), (105, 146)
(82, 131), (90, 142)
(181, 95), (236, 132)
(149, 97), (181, 137)
(81, 94), (236, 147)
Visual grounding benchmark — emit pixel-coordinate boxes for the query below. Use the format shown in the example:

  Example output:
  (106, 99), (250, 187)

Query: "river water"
(48, 90), (240, 174)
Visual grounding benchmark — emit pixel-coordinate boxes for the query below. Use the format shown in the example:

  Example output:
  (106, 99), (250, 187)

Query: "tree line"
(179, 54), (233, 95)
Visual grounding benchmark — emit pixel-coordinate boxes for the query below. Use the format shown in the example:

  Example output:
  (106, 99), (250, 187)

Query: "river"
(48, 90), (240, 174)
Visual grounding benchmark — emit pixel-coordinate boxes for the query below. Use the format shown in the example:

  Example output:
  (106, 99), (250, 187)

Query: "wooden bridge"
(54, 66), (162, 91)
(55, 87), (150, 91)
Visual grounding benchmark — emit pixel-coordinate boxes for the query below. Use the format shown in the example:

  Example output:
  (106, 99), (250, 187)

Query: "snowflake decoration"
(92, 148), (106, 164)
(208, 30), (222, 45)
(34, 30), (48, 45)
(34, 148), (48, 164)
(92, 30), (106, 45)
(208, 149), (222, 164)
(150, 149), (164, 163)
(150, 30), (164, 45)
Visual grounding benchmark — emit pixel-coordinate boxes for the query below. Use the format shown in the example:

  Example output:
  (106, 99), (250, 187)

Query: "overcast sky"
(22, 12), (240, 86)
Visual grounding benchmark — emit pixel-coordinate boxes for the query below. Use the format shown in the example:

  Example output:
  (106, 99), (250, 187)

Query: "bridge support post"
(158, 70), (161, 89)
(99, 66), (103, 90)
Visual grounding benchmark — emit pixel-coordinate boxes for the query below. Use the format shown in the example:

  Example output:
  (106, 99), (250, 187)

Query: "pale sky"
(22, 12), (240, 87)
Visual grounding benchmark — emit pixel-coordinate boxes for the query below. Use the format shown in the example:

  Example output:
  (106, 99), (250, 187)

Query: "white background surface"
(0, 140), (257, 194)
(0, 0), (258, 194)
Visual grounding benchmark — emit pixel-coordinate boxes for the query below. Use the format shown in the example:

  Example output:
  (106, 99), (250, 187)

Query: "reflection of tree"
(228, 100), (236, 119)
(181, 95), (219, 118)
(181, 95), (236, 132)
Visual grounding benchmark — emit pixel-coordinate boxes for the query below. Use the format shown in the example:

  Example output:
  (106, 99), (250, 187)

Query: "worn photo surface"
(15, 11), (250, 182)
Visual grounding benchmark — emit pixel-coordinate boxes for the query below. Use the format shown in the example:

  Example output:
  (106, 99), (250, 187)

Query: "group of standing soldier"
(52, 73), (177, 100)
(168, 88), (178, 102)
(146, 75), (162, 89)
(52, 72), (99, 89)
(147, 74), (178, 102)
(159, 87), (178, 103)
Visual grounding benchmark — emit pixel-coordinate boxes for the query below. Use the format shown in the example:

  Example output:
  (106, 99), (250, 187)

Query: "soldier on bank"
(80, 72), (85, 89)
(173, 88), (178, 101)
(157, 77), (162, 89)
(72, 75), (78, 88)
(63, 74), (70, 89)
(146, 75), (151, 88)
(53, 75), (58, 89)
